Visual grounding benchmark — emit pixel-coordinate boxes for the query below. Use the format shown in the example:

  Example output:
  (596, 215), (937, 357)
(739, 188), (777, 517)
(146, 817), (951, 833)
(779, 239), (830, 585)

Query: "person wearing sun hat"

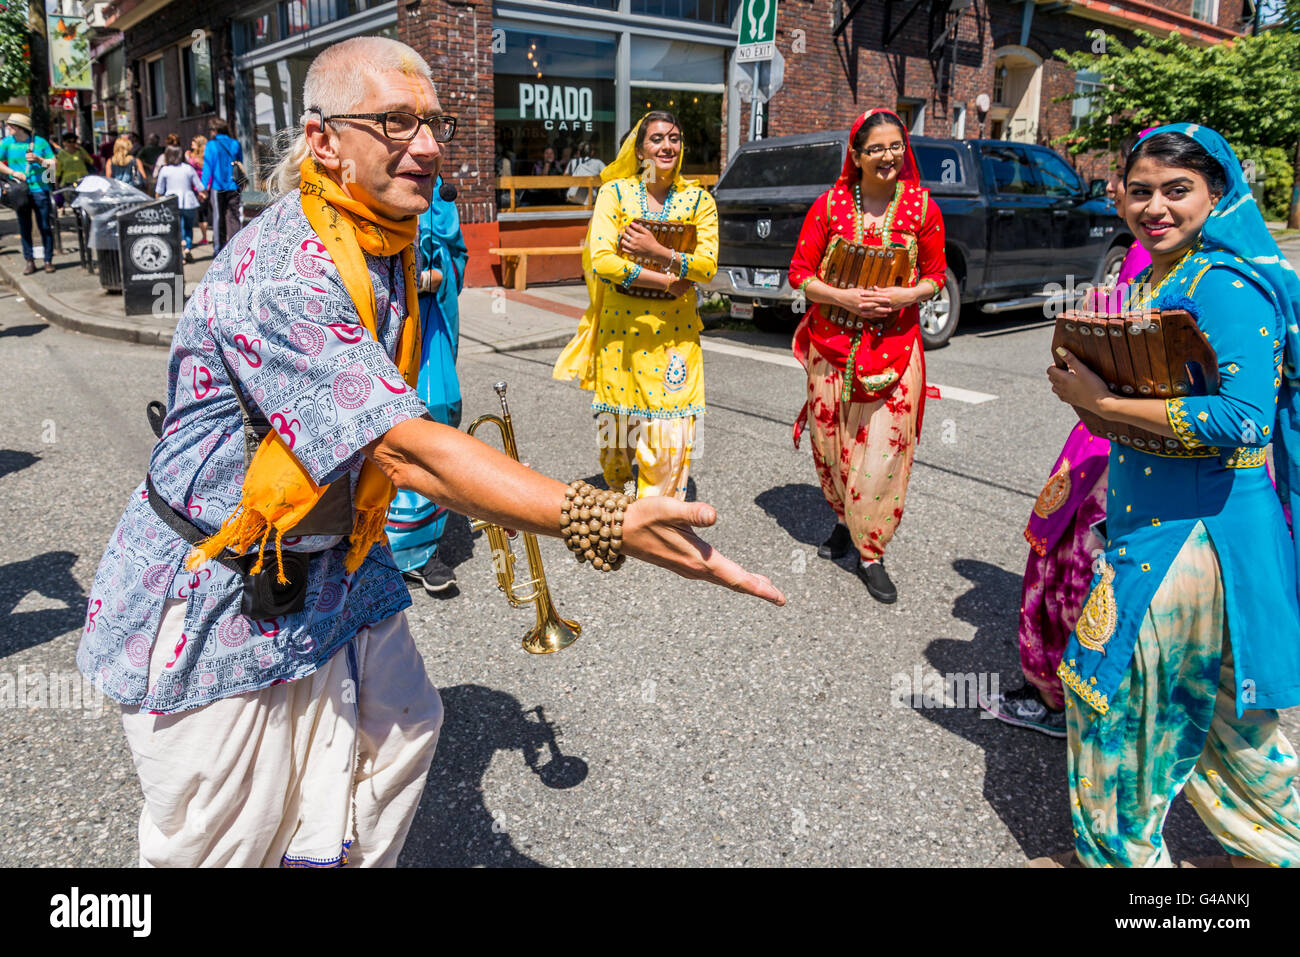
(0, 113), (58, 274)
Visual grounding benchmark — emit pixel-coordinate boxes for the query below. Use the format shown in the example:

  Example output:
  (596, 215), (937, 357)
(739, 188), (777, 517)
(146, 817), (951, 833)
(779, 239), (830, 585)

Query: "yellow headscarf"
(186, 157), (421, 581)
(554, 113), (694, 384)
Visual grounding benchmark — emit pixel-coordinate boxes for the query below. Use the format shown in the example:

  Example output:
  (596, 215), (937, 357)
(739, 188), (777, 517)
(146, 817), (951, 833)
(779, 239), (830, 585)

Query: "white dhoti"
(121, 600), (443, 867)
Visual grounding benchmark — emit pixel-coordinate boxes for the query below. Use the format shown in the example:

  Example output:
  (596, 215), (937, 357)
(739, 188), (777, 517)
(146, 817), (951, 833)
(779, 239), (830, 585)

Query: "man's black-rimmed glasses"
(317, 110), (457, 143)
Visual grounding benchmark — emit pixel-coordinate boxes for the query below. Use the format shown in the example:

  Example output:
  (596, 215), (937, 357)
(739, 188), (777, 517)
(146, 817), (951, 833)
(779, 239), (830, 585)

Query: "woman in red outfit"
(788, 109), (946, 603)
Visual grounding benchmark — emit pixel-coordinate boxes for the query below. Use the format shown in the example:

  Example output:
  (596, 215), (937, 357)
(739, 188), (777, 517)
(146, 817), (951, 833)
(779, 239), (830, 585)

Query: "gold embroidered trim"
(1076, 560), (1118, 653)
(1058, 659), (1110, 715)
(1033, 462), (1072, 519)
(1223, 447), (1267, 469)
(1166, 398), (1206, 449)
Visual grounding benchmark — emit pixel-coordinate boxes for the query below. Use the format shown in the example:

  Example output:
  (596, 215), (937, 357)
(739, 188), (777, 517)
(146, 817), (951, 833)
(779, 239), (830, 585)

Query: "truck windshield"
(716, 140), (844, 190)
(913, 144), (966, 187)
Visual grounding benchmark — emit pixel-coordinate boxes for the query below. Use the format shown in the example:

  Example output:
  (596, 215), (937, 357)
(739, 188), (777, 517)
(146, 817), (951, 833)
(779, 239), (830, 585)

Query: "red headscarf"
(834, 108), (921, 192)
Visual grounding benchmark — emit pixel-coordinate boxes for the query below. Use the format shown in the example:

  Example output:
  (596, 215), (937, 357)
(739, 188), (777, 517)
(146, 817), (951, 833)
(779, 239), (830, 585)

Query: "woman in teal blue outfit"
(1047, 124), (1300, 867)
(386, 176), (469, 593)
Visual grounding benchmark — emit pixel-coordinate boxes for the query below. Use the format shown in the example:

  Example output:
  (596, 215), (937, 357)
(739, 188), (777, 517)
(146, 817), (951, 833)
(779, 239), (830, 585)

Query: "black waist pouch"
(238, 549), (310, 618)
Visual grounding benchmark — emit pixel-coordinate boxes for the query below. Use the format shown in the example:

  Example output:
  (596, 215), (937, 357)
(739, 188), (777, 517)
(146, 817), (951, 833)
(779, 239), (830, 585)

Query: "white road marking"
(699, 338), (998, 405)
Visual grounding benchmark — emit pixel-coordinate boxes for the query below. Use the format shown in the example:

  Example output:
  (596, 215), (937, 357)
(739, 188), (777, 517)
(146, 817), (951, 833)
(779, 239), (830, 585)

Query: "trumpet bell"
(523, 611), (582, 655)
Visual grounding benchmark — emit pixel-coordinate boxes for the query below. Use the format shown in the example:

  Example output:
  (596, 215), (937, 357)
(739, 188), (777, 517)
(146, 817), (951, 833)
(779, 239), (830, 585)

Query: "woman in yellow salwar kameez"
(554, 111), (719, 500)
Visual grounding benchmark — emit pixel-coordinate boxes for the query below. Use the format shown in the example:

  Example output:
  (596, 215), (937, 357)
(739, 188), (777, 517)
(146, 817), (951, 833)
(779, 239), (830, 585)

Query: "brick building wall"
(122, 0), (241, 146)
(398, 0), (495, 214)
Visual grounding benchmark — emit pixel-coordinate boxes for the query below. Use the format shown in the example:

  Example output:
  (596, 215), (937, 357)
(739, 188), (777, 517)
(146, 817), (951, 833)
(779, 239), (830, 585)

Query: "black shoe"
(977, 684), (1067, 738)
(858, 560), (897, 604)
(404, 554), (457, 594)
(817, 522), (851, 560)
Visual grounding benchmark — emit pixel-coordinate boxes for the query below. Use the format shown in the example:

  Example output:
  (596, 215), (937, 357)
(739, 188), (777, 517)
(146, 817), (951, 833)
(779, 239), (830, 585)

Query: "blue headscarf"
(1137, 123), (1300, 582)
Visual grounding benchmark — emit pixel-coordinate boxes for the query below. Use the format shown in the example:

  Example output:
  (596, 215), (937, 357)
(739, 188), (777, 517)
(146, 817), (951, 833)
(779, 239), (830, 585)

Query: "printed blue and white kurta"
(76, 190), (431, 715)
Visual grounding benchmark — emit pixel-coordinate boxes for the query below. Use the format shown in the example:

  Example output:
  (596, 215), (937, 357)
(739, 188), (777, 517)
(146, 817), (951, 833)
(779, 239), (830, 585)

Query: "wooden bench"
(488, 245), (585, 291)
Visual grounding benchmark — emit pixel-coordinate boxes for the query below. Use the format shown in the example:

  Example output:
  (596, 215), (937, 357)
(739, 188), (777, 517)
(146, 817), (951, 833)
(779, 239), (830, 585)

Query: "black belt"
(145, 474), (244, 574)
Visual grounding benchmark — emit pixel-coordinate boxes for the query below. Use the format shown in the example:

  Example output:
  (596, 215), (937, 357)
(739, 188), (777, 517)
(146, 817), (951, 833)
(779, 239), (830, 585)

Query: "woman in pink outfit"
(980, 134), (1152, 736)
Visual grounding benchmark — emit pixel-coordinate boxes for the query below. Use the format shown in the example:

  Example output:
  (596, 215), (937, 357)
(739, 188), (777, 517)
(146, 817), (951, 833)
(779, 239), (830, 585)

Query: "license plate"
(731, 300), (754, 320)
(753, 269), (781, 288)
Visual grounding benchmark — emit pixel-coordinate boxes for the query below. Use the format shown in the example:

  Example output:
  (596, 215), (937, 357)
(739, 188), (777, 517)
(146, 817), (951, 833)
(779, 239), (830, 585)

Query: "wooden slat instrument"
(816, 235), (912, 329)
(621, 219), (697, 300)
(1052, 307), (1220, 452)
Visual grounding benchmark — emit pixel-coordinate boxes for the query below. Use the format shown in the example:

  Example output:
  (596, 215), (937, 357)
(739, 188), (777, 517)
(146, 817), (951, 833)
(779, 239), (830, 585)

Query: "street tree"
(1055, 29), (1300, 227)
(0, 2), (31, 105)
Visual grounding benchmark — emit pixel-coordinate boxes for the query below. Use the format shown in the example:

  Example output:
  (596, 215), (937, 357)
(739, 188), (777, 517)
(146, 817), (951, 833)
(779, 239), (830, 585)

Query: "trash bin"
(116, 195), (184, 316)
(71, 175), (151, 292)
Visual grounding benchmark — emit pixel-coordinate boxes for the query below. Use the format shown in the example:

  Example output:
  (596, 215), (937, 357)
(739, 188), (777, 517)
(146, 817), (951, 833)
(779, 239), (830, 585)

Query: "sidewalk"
(4, 205), (1299, 349)
(0, 205), (588, 352)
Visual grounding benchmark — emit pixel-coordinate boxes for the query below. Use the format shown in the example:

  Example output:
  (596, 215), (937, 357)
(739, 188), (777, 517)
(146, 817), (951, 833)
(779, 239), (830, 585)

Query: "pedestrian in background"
(150, 132), (181, 187)
(106, 134), (147, 190)
(137, 132), (163, 173)
(0, 113), (58, 274)
(188, 135), (210, 245)
(155, 143), (206, 263)
(387, 174), (468, 594)
(202, 117), (245, 256)
(55, 131), (94, 206)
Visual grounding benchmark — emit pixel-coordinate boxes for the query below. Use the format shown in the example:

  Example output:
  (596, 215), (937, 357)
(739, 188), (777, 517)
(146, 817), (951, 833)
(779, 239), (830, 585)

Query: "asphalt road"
(3, 288), (1296, 867)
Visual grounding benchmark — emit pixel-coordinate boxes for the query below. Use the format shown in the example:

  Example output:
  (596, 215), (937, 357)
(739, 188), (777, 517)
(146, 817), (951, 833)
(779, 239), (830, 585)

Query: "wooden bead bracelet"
(561, 480), (631, 572)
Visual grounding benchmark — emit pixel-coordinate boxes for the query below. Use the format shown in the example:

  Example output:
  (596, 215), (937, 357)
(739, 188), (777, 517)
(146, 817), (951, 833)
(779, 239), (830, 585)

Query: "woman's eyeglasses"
(859, 142), (906, 158)
(317, 110), (457, 143)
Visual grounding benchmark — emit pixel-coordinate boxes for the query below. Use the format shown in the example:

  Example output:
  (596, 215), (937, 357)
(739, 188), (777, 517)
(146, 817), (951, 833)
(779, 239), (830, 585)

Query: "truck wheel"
(919, 268), (960, 350)
(1099, 243), (1128, 286)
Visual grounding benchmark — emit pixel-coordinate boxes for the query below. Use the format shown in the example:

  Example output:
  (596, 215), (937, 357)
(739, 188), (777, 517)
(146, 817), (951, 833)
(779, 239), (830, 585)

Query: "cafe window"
(630, 0), (738, 26)
(240, 8), (280, 50)
(247, 55), (312, 155)
(631, 38), (724, 175)
(493, 25), (617, 199)
(181, 39), (216, 116)
(283, 0), (361, 36)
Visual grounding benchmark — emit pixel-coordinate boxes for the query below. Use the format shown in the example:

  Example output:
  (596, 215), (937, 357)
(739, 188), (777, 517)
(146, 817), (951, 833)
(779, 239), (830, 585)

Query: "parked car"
(705, 130), (1134, 348)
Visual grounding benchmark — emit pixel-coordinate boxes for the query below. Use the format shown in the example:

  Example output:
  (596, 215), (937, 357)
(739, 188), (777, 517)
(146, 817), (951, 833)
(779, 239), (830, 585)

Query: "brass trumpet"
(467, 381), (581, 654)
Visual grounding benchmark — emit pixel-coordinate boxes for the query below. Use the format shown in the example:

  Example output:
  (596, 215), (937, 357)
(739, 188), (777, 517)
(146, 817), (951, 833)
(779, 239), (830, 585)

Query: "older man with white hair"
(77, 36), (783, 868)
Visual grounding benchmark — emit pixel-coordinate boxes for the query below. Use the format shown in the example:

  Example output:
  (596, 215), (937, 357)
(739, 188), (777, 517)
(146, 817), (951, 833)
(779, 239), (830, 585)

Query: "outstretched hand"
(620, 496), (786, 606)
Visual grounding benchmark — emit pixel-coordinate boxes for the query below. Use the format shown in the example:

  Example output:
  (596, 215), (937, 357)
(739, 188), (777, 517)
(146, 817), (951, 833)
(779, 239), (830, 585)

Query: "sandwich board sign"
(737, 0), (778, 63)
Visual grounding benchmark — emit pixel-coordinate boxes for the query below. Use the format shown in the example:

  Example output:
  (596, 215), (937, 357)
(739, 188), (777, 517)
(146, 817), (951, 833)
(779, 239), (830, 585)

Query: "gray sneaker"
(404, 554), (457, 595)
(978, 684), (1067, 738)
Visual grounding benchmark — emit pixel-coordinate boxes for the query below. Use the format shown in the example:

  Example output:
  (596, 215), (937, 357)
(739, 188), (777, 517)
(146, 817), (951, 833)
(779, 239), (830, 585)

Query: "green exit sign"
(737, 0), (778, 62)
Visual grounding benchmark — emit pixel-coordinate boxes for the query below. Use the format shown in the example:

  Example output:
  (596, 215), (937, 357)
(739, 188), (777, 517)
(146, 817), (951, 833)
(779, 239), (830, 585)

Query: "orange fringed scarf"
(185, 157), (422, 581)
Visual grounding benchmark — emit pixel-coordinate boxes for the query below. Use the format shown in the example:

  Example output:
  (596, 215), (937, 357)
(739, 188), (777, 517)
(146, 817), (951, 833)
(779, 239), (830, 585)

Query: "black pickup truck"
(705, 130), (1134, 347)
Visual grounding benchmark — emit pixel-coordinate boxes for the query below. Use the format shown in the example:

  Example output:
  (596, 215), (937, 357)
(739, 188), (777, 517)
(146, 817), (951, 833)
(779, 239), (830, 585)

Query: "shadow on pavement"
(401, 685), (589, 867)
(0, 449), (40, 480)
(755, 482), (837, 548)
(0, 323), (47, 338)
(912, 556), (1220, 863)
(0, 550), (87, 656)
